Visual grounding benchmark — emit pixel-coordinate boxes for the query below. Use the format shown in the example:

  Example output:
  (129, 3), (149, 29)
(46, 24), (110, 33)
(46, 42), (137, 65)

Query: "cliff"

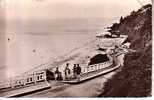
(99, 4), (152, 97)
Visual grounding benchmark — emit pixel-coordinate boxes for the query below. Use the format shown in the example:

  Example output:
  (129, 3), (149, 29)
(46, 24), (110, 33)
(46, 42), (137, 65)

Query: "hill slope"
(99, 4), (152, 97)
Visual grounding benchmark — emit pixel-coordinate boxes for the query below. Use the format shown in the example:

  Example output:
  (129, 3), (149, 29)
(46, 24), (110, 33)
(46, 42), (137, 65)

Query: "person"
(73, 64), (77, 79)
(55, 67), (63, 81)
(76, 64), (81, 75)
(76, 64), (81, 81)
(64, 63), (71, 80)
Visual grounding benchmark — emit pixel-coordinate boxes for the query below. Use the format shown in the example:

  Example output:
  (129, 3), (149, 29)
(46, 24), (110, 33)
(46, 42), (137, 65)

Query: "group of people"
(54, 63), (81, 81)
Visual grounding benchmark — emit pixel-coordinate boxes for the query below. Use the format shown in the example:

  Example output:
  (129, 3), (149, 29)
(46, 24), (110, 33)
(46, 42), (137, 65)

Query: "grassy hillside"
(99, 4), (152, 97)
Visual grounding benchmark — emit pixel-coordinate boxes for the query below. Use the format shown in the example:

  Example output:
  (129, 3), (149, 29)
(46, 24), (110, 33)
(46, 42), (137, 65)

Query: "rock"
(99, 4), (152, 97)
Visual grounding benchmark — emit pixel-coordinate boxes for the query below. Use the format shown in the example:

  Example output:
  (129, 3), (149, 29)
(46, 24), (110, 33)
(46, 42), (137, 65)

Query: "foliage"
(99, 4), (152, 97)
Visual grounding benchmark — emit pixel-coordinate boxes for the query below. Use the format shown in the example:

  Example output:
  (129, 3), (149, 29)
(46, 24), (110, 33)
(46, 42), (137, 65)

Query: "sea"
(1, 17), (119, 79)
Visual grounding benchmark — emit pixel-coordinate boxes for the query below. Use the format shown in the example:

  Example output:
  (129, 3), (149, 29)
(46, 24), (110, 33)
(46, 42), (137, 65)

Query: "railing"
(0, 70), (47, 90)
(82, 60), (113, 74)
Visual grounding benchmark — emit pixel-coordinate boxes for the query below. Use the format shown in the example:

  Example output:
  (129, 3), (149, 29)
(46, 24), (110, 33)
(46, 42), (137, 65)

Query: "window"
(40, 75), (43, 79)
(87, 67), (89, 72)
(19, 81), (21, 84)
(37, 76), (39, 80)
(27, 78), (29, 82)
(30, 77), (32, 81)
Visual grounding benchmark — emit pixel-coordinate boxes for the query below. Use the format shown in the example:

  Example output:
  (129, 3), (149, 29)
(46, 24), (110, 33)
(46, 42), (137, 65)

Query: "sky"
(1, 0), (152, 20)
